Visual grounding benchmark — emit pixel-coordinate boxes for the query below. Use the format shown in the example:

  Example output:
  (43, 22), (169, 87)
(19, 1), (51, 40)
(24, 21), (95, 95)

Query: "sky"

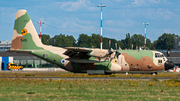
(1, 0), (180, 43)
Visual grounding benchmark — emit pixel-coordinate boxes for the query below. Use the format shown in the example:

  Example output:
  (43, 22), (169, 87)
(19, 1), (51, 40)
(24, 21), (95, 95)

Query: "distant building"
(174, 37), (180, 50)
(0, 40), (61, 71)
(0, 40), (11, 51)
(0, 52), (63, 71)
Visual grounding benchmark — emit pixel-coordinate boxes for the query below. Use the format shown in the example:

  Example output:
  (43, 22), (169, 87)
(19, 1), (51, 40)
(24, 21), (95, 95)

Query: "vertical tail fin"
(11, 9), (43, 50)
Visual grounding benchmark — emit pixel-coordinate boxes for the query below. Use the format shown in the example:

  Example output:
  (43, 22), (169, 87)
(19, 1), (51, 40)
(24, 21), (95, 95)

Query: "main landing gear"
(151, 72), (158, 75)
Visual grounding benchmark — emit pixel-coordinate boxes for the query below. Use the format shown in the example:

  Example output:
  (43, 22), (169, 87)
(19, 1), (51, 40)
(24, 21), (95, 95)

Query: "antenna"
(37, 20), (44, 41)
(143, 22), (149, 50)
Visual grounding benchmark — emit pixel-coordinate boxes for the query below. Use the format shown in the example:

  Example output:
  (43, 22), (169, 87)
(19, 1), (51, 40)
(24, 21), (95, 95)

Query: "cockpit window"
(155, 53), (164, 58)
(158, 60), (162, 63)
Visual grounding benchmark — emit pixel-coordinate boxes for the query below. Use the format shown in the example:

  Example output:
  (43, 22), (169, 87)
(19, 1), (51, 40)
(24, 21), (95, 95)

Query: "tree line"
(40, 33), (178, 50)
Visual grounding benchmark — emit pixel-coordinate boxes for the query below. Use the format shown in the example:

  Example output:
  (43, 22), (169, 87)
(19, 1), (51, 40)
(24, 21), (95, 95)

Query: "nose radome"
(164, 61), (174, 70)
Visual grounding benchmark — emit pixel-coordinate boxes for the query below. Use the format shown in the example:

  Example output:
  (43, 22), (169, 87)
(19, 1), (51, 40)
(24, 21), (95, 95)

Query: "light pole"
(97, 3), (105, 49)
(97, 28), (99, 34)
(143, 22), (149, 50)
(37, 20), (44, 40)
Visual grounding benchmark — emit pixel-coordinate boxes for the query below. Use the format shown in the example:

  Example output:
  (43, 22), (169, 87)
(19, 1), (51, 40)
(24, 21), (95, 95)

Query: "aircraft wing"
(66, 58), (106, 63)
(64, 47), (92, 52)
(64, 47), (108, 63)
(63, 47), (92, 57)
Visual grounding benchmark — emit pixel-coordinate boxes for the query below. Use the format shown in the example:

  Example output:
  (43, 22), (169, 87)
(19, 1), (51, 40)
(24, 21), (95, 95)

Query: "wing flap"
(66, 58), (107, 63)
(64, 47), (92, 52)
(64, 47), (92, 57)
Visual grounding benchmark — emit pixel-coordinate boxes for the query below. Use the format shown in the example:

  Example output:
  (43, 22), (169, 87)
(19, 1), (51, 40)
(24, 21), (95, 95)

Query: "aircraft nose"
(164, 61), (174, 70)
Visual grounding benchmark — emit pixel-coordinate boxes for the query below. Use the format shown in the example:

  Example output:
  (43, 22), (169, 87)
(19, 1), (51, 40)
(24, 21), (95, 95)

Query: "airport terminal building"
(0, 41), (59, 71)
(0, 52), (57, 71)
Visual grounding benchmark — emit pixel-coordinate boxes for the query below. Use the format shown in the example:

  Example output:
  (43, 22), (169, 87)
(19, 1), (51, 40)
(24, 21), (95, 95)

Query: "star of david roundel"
(61, 59), (66, 64)
(21, 29), (27, 36)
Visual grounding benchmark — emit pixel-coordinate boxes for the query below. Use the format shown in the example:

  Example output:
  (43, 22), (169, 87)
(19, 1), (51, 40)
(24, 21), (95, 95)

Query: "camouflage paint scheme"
(9, 10), (168, 74)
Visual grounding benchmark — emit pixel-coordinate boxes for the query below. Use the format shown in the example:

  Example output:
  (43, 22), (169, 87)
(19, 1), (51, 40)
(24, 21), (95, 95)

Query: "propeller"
(108, 41), (122, 64)
(114, 43), (121, 59)
(107, 40), (122, 64)
(108, 40), (113, 64)
(98, 40), (121, 64)
(97, 40), (113, 61)
(108, 40), (113, 56)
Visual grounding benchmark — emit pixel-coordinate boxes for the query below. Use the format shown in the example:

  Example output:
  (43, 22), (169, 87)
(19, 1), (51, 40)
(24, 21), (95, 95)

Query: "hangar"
(0, 52), (60, 71)
(0, 41), (68, 71)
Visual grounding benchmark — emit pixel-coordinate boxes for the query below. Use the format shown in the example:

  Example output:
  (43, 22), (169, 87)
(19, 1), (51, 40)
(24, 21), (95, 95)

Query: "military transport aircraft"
(7, 10), (174, 75)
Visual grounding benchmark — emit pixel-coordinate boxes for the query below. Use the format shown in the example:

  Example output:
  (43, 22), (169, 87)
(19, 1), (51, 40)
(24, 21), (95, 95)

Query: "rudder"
(11, 10), (43, 50)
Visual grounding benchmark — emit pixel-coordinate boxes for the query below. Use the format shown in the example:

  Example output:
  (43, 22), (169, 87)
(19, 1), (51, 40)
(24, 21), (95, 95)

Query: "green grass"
(1, 71), (180, 78)
(0, 78), (180, 100)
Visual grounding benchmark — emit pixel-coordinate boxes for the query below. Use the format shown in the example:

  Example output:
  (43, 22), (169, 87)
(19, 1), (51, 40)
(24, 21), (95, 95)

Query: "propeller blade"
(109, 40), (111, 51)
(115, 43), (117, 51)
(108, 40), (112, 64)
(108, 51), (113, 55)
(108, 40), (113, 55)
(114, 43), (121, 59)
(116, 51), (121, 58)
(115, 43), (117, 59)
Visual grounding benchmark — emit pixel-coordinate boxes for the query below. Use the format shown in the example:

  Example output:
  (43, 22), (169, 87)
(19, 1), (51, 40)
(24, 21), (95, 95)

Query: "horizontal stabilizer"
(6, 49), (32, 54)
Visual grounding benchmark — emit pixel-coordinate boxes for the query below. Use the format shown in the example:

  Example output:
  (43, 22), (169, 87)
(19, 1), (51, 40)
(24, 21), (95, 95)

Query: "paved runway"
(2, 77), (180, 81)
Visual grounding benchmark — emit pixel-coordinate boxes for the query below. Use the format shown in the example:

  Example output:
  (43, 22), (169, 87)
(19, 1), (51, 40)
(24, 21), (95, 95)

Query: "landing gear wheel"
(151, 72), (157, 75)
(105, 72), (112, 75)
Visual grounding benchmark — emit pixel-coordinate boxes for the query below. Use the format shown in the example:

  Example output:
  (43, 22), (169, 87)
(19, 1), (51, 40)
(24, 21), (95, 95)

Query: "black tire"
(105, 72), (112, 75)
(151, 72), (158, 75)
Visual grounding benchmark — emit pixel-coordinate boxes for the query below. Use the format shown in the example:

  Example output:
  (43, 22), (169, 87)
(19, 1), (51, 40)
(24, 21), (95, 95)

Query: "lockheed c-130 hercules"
(7, 10), (174, 75)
